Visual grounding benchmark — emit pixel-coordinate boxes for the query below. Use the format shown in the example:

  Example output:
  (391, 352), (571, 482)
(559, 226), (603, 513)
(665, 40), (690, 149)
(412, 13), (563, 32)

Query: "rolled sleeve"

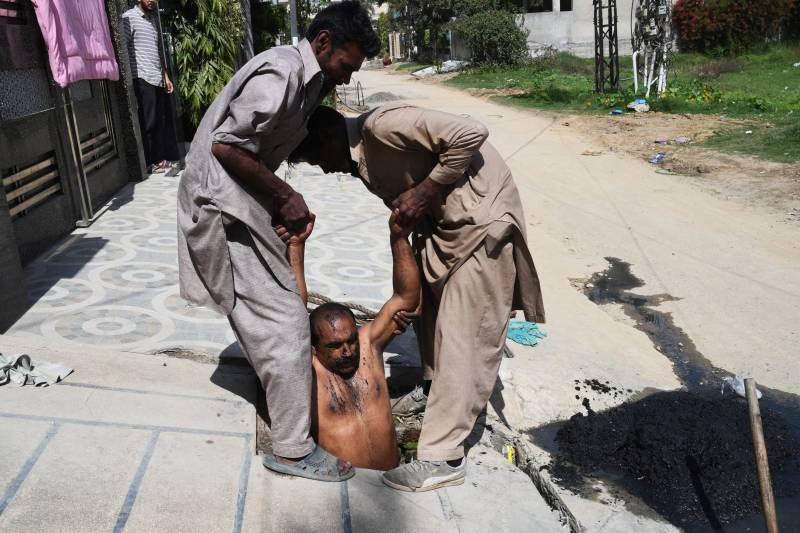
(372, 107), (489, 185)
(211, 65), (290, 154)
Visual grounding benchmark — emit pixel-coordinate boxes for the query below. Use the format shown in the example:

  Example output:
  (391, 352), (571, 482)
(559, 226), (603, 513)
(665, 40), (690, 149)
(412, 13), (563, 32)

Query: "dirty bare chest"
(320, 346), (388, 417)
(313, 339), (398, 470)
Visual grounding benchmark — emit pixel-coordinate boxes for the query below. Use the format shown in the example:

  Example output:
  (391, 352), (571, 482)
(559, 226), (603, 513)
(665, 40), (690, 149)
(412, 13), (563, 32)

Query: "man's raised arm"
(366, 210), (421, 351)
(275, 216), (315, 306)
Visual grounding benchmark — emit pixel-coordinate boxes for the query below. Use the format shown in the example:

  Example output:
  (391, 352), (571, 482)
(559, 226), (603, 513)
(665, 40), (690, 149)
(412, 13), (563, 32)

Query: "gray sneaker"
(382, 459), (466, 492)
(391, 385), (428, 416)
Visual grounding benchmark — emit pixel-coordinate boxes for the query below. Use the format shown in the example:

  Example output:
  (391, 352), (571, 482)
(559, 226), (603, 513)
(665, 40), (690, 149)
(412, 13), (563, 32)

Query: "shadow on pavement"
(210, 341), (273, 454)
(104, 182), (138, 212)
(4, 234), (111, 333)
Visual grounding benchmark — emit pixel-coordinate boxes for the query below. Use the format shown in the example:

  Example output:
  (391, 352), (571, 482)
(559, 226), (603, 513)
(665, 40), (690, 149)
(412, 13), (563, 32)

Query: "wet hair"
(306, 1), (380, 58)
(289, 105), (346, 164)
(309, 302), (357, 347)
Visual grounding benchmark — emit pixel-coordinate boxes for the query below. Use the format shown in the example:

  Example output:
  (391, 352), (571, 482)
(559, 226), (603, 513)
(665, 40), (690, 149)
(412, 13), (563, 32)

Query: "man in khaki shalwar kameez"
(176, 2), (379, 482)
(290, 104), (545, 491)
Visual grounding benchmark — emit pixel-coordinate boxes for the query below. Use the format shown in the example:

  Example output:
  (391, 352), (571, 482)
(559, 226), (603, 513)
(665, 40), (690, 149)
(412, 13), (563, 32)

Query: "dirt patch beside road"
(563, 112), (800, 216)
(552, 391), (800, 528)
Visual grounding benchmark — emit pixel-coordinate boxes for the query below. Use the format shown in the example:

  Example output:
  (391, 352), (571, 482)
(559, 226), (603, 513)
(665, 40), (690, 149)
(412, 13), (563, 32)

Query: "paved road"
(343, 67), (800, 531)
(350, 67), (800, 409)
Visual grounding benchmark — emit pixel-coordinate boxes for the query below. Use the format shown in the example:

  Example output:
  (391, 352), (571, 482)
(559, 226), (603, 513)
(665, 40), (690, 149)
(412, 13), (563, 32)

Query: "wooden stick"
(745, 378), (780, 533)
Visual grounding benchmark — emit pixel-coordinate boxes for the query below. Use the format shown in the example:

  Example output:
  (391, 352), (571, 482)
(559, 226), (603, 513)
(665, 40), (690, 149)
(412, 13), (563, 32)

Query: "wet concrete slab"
(347, 468), (456, 533)
(241, 458), (343, 532)
(0, 337), (254, 533)
(0, 424), (150, 532)
(123, 432), (249, 533)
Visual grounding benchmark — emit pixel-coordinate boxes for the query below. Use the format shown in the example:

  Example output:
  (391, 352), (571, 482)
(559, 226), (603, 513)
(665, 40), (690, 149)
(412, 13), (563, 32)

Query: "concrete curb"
(478, 416), (584, 532)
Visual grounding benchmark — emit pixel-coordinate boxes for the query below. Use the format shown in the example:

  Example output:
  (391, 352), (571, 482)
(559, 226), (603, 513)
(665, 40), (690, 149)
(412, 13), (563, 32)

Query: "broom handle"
(745, 378), (779, 533)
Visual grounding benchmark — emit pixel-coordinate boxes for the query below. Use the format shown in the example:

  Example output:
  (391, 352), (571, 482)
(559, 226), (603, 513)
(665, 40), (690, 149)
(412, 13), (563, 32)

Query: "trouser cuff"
(272, 438), (315, 459)
(417, 445), (464, 462)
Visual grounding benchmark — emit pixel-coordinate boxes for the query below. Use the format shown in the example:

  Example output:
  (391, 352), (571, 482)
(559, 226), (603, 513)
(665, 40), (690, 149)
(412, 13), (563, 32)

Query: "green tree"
(167, 0), (245, 127)
(252, 2), (288, 53)
(376, 12), (392, 56)
(673, 0), (796, 54)
(450, 8), (528, 65)
(385, 0), (524, 62)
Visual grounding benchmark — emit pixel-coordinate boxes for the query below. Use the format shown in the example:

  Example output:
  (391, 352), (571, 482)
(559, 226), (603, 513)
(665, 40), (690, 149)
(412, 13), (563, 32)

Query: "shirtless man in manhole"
(277, 210), (420, 470)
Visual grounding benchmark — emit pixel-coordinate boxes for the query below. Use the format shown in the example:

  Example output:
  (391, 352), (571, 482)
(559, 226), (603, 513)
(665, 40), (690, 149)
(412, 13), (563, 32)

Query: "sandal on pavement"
(261, 445), (355, 482)
(150, 161), (169, 174)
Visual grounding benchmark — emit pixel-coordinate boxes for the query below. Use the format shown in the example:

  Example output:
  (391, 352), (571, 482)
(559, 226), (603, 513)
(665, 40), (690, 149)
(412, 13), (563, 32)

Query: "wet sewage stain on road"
(581, 257), (800, 435)
(534, 257), (800, 531)
(552, 391), (800, 530)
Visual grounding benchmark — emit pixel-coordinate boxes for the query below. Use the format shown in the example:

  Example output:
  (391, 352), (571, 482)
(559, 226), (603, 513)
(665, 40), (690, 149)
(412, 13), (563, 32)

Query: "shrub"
(673, 0), (796, 55)
(376, 12), (392, 57)
(167, 0), (245, 127)
(252, 2), (287, 54)
(450, 9), (528, 65)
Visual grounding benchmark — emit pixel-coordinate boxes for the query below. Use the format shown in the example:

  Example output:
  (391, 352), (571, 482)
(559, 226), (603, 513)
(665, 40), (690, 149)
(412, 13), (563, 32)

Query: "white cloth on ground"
(0, 353), (73, 386)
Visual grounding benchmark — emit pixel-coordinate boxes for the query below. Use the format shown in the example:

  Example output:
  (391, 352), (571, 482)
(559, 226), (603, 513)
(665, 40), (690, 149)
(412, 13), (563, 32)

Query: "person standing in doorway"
(122, 0), (180, 174)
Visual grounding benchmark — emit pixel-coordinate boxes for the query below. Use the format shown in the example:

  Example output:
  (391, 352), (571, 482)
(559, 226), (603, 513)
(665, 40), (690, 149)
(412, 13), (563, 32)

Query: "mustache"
(333, 355), (358, 370)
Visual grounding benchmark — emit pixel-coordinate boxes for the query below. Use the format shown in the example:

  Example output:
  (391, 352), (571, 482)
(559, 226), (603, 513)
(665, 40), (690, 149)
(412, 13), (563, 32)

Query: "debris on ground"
(558, 112), (800, 216)
(411, 60), (469, 78)
(581, 149), (603, 156)
(0, 353), (73, 386)
(722, 374), (763, 399)
(649, 152), (666, 164)
(395, 415), (422, 463)
(507, 320), (547, 347)
(654, 136), (669, 144)
(627, 98), (650, 113)
(655, 168), (686, 176)
(573, 378), (632, 401)
(363, 91), (405, 105)
(673, 136), (691, 145)
(610, 109), (624, 115)
(551, 390), (800, 527)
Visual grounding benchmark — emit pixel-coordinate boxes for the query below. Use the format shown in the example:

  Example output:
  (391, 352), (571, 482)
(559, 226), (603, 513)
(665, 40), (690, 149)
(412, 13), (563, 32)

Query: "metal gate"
(0, 0), (127, 263)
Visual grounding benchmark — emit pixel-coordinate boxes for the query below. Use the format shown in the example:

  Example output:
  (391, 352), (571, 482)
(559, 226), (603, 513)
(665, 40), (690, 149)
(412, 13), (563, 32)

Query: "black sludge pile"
(552, 391), (800, 527)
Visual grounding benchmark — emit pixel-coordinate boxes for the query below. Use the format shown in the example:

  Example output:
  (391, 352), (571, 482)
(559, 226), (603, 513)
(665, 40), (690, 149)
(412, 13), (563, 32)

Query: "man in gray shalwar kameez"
(176, 2), (379, 482)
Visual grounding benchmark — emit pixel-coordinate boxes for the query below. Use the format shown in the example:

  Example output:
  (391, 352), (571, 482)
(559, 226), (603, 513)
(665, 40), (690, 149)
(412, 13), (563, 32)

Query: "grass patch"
(447, 44), (800, 162)
(703, 119), (800, 164)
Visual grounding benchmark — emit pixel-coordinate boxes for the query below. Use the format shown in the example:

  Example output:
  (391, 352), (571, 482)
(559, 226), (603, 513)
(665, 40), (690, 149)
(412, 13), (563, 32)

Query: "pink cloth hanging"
(31, 0), (120, 87)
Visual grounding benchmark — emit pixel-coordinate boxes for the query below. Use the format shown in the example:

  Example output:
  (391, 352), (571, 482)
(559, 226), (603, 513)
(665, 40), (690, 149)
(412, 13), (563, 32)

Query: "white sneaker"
(382, 459), (466, 492)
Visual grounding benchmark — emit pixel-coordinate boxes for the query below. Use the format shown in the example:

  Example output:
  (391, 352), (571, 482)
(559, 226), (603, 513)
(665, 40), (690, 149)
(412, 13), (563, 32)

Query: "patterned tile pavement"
(8, 164), (396, 361)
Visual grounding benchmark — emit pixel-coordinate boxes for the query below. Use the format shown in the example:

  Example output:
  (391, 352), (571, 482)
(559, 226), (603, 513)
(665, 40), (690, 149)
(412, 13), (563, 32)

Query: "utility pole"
(593, 0), (620, 93)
